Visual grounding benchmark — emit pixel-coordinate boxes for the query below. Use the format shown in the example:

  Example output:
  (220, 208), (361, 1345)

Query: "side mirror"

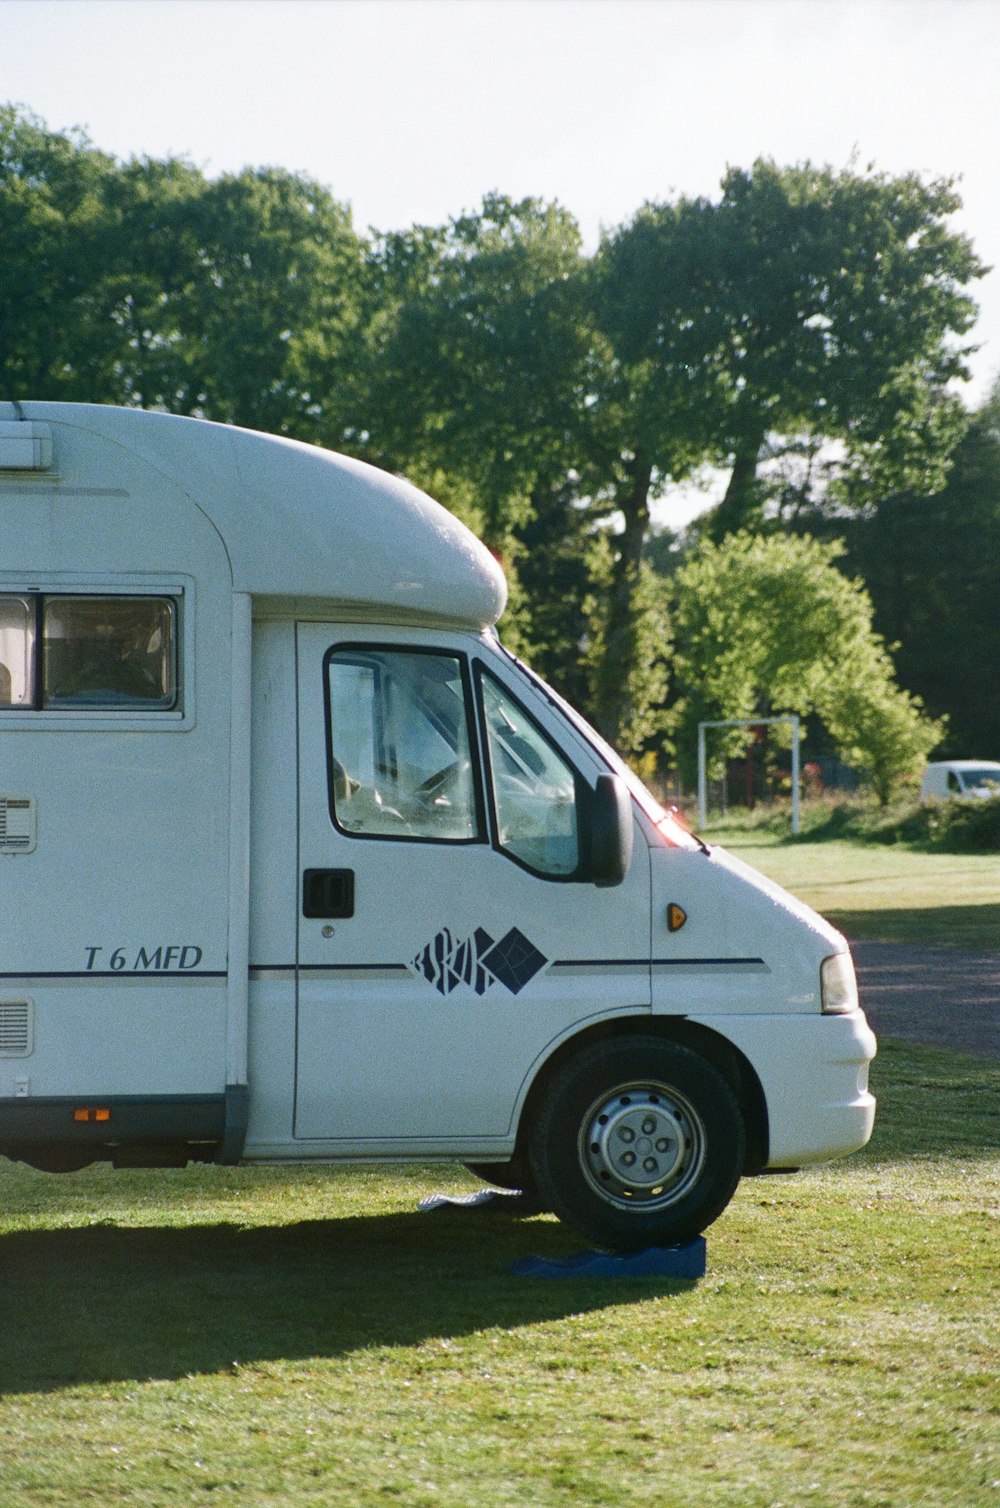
(589, 772), (633, 887)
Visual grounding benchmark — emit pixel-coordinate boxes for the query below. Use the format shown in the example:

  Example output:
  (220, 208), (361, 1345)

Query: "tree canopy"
(829, 382), (1000, 760)
(576, 157), (985, 739)
(669, 532), (944, 802)
(0, 106), (367, 438)
(1, 103), (990, 798)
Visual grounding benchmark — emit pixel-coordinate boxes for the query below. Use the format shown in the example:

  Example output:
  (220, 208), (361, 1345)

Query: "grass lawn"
(1, 1040), (998, 1507)
(703, 829), (999, 950)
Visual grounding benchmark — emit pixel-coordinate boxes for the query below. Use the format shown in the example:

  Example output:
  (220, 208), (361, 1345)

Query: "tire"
(528, 1036), (746, 1252)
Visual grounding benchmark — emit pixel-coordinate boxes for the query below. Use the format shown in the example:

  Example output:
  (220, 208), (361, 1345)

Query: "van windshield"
(961, 767), (1000, 789)
(497, 646), (702, 852)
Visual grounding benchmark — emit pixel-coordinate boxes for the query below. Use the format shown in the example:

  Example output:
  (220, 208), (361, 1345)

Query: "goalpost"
(697, 715), (801, 834)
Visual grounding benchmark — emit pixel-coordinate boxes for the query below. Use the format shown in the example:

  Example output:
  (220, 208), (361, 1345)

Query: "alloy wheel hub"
(580, 1083), (705, 1209)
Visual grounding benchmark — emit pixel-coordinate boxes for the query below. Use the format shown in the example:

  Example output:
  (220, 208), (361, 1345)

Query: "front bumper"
(689, 1008), (877, 1167)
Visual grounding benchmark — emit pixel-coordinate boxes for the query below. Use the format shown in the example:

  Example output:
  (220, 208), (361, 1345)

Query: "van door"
(293, 625), (651, 1145)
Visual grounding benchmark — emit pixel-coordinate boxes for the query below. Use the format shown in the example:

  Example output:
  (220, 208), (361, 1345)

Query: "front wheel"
(528, 1036), (746, 1251)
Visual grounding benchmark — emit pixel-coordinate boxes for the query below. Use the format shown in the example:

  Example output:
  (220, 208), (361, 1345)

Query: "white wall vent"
(0, 420), (54, 471)
(0, 1000), (32, 1057)
(0, 796), (36, 854)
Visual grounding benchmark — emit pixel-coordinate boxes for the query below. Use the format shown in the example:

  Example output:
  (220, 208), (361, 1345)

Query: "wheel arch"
(513, 1013), (769, 1175)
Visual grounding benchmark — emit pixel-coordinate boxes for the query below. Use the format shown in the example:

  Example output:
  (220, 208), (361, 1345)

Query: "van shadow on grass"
(0, 1205), (691, 1396)
(4, 1044), (996, 1398)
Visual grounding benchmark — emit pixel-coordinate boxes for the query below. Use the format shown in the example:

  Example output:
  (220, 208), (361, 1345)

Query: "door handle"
(302, 868), (355, 919)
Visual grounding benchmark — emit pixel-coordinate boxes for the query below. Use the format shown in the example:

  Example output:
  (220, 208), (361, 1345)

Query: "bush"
(892, 794), (1000, 852)
(700, 793), (1000, 853)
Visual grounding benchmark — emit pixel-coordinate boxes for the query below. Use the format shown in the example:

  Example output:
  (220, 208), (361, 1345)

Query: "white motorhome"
(0, 403), (876, 1251)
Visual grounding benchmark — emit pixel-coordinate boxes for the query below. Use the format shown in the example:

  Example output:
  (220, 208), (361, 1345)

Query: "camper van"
(0, 403), (875, 1252)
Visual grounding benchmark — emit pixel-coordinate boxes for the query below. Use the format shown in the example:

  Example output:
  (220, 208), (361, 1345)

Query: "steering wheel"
(415, 760), (469, 809)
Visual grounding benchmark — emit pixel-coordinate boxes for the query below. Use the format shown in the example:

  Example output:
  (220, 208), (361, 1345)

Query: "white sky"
(3, 0), (999, 522)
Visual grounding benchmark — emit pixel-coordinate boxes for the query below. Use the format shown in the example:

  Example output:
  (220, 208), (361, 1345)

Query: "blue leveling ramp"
(509, 1237), (707, 1280)
(417, 1190), (707, 1278)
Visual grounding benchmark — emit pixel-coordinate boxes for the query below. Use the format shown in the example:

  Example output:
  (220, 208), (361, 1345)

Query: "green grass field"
(703, 829), (999, 950)
(2, 837), (997, 1505)
(1, 1038), (998, 1507)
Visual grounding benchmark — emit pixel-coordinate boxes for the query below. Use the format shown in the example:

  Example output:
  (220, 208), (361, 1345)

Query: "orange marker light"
(667, 903), (688, 933)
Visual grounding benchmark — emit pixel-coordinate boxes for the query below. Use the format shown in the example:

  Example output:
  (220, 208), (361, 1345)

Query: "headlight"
(821, 951), (859, 1015)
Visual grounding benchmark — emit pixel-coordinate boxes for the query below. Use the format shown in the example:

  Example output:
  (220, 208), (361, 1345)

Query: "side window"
(0, 594), (177, 711)
(326, 648), (482, 843)
(0, 597), (34, 705)
(478, 671), (580, 877)
(43, 597), (176, 708)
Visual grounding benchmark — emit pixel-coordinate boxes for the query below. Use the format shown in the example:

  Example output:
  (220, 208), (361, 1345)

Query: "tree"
(0, 106), (123, 401)
(668, 532), (944, 802)
(704, 160), (984, 534)
(155, 166), (367, 442)
(1, 107), (986, 770)
(603, 160), (984, 537)
(583, 159), (983, 747)
(357, 194), (596, 661)
(830, 384), (1000, 758)
(583, 198), (722, 742)
(352, 195), (687, 738)
(0, 107), (368, 442)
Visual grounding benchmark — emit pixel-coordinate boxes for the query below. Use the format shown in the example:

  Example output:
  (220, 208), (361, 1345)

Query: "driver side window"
(478, 671), (581, 877)
(326, 648), (483, 843)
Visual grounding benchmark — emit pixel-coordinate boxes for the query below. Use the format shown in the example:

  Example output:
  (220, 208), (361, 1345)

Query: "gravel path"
(850, 940), (1000, 1060)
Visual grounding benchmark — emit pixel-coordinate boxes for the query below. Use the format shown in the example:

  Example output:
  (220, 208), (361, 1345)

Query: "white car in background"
(920, 760), (1000, 801)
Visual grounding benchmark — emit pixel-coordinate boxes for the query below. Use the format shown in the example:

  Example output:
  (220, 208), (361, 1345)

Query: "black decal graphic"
(413, 926), (547, 997)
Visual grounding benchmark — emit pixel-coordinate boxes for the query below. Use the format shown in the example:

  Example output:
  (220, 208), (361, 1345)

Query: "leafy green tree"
(0, 107), (367, 442)
(582, 199), (720, 742)
(586, 553), (673, 759)
(829, 385), (1000, 759)
(367, 195), (590, 503)
(704, 160), (984, 534)
(821, 653), (944, 805)
(600, 160), (984, 541)
(512, 476), (606, 709)
(584, 159), (983, 747)
(669, 532), (944, 802)
(358, 193), (679, 744)
(0, 106), (986, 775)
(357, 194), (596, 660)
(156, 167), (366, 440)
(0, 106), (122, 401)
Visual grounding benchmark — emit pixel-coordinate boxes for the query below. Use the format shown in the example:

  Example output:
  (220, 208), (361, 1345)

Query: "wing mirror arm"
(588, 772), (633, 887)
